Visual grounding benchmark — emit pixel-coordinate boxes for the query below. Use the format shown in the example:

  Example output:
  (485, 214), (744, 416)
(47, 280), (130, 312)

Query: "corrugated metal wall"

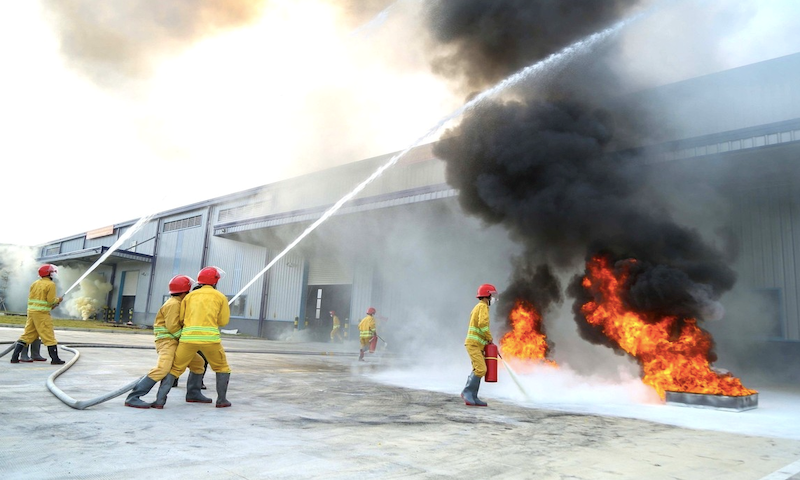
(148, 211), (207, 313)
(308, 256), (353, 285)
(205, 236), (268, 319)
(265, 252), (306, 323)
(734, 183), (800, 340)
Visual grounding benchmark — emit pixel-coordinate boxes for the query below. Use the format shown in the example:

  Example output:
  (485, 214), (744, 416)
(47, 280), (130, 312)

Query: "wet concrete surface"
(1, 326), (799, 480)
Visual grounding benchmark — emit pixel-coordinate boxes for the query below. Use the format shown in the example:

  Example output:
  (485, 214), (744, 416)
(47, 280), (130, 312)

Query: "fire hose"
(1, 342), (362, 410)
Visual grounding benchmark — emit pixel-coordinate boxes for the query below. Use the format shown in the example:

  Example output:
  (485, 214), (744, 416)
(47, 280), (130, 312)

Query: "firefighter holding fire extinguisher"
(461, 283), (497, 407)
(358, 307), (377, 361)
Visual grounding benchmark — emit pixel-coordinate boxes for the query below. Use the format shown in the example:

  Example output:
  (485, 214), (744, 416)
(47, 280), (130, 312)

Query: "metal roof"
(38, 246), (153, 265)
(213, 184), (457, 236)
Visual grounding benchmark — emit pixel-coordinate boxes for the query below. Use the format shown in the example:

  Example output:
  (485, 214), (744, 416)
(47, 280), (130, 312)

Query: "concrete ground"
(2, 325), (800, 480)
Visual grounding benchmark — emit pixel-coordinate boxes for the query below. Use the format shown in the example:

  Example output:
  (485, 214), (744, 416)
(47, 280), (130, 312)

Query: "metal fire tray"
(665, 391), (758, 412)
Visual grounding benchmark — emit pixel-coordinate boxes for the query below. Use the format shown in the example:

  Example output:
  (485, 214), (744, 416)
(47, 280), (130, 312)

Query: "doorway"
(304, 284), (352, 342)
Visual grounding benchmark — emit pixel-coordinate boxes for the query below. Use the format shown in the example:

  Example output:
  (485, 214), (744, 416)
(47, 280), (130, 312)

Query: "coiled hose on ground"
(1, 341), (360, 410)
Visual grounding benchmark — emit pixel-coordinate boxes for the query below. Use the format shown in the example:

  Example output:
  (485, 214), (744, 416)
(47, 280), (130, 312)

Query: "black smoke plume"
(424, 0), (640, 91)
(426, 1), (737, 346)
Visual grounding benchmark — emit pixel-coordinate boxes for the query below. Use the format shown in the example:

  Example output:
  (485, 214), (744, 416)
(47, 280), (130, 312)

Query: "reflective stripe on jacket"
(153, 296), (183, 341)
(179, 285), (230, 344)
(27, 278), (58, 312)
(358, 314), (376, 338)
(465, 299), (492, 346)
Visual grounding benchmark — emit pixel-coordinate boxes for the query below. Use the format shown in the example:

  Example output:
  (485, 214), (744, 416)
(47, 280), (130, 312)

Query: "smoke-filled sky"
(1, 0), (799, 246)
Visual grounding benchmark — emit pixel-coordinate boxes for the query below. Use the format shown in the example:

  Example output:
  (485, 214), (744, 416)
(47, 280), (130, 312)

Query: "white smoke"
(0, 244), (40, 312)
(58, 266), (113, 320)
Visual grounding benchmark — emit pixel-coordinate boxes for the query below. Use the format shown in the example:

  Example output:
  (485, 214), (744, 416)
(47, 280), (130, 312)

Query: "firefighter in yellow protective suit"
(154, 266), (232, 408)
(11, 264), (65, 365)
(330, 310), (343, 343)
(125, 275), (209, 408)
(358, 307), (377, 361)
(461, 284), (497, 407)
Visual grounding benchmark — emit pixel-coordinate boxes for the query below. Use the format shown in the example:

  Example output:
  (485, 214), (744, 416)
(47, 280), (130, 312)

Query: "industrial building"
(15, 52), (800, 362)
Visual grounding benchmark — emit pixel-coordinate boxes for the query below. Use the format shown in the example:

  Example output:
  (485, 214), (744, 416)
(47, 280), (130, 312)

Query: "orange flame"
(580, 255), (756, 399)
(500, 299), (557, 366)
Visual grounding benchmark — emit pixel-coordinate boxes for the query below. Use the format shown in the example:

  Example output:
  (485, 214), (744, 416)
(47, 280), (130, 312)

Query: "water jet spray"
(228, 12), (647, 305)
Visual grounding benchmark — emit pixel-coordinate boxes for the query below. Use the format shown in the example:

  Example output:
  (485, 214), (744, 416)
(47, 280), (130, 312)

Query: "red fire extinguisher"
(368, 335), (378, 353)
(484, 343), (498, 383)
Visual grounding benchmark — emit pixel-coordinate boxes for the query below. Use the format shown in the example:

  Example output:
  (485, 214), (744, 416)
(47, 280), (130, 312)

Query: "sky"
(2, 0), (800, 246)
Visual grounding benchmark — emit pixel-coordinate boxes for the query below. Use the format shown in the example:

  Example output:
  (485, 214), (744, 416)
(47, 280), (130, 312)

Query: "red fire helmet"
(197, 266), (223, 286)
(476, 283), (497, 298)
(38, 264), (57, 277)
(366, 307), (376, 315)
(168, 275), (194, 294)
(329, 310), (335, 315)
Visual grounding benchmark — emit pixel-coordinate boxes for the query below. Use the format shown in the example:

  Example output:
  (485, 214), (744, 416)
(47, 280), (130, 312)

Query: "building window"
(162, 215), (202, 233)
(43, 245), (60, 256)
(227, 295), (247, 317)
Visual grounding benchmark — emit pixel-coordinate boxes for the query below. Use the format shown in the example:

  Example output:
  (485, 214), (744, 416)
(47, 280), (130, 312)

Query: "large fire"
(580, 255), (756, 399)
(500, 299), (557, 366)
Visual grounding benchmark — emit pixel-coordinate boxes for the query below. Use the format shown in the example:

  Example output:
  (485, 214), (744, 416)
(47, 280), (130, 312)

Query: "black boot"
(19, 343), (32, 363)
(186, 372), (212, 403)
(47, 345), (65, 365)
(461, 373), (487, 407)
(30, 339), (47, 361)
(215, 372), (231, 408)
(151, 374), (176, 409)
(124, 376), (157, 409)
(358, 348), (365, 361)
(9, 341), (26, 364)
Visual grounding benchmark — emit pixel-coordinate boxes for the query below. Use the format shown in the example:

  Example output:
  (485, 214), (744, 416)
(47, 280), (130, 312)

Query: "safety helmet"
(38, 264), (57, 278)
(476, 284), (498, 299)
(329, 310), (335, 315)
(366, 307), (376, 315)
(168, 275), (194, 295)
(197, 266), (225, 286)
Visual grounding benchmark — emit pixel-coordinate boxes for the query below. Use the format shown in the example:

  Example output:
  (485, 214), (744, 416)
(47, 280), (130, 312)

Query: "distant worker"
(358, 307), (377, 361)
(10, 264), (65, 365)
(153, 266), (232, 408)
(330, 310), (343, 343)
(124, 275), (210, 408)
(461, 284), (497, 407)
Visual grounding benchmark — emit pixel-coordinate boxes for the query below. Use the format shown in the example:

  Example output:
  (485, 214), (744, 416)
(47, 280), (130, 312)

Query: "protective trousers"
(466, 343), (487, 378)
(19, 311), (58, 346)
(147, 339), (206, 382)
(170, 343), (231, 377)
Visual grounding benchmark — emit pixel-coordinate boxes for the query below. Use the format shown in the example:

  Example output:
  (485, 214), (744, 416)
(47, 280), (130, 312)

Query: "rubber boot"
(151, 373), (176, 409)
(30, 339), (48, 361)
(186, 372), (212, 403)
(358, 348), (365, 361)
(215, 372), (231, 408)
(19, 344), (33, 363)
(47, 345), (65, 365)
(124, 376), (157, 409)
(9, 341), (26, 364)
(461, 373), (487, 407)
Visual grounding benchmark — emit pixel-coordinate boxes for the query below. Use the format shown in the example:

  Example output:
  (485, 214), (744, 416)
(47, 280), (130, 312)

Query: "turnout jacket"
(465, 299), (492, 347)
(27, 277), (59, 313)
(179, 285), (230, 344)
(152, 296), (183, 342)
(358, 314), (376, 339)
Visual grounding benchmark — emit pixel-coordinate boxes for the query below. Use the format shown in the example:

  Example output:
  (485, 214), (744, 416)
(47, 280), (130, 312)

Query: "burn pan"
(665, 391), (758, 412)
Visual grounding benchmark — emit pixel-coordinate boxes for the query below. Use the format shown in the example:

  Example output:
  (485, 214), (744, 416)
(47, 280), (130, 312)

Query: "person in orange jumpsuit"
(461, 284), (497, 407)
